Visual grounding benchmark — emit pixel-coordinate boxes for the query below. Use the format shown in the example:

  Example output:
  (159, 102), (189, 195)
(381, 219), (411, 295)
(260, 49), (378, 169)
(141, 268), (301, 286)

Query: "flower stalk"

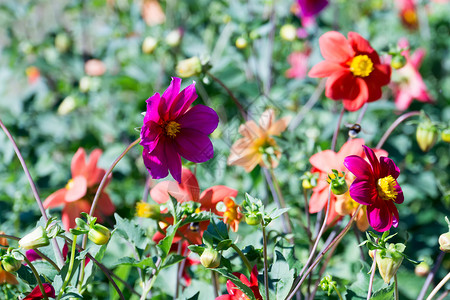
(57, 235), (77, 300)
(262, 224), (270, 300)
(22, 256), (49, 300)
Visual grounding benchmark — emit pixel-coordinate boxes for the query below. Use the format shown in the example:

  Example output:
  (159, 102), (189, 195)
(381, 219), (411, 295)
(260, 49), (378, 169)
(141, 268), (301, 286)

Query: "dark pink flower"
(23, 283), (55, 300)
(285, 46), (311, 79)
(140, 77), (219, 183)
(297, 0), (328, 18)
(344, 145), (404, 232)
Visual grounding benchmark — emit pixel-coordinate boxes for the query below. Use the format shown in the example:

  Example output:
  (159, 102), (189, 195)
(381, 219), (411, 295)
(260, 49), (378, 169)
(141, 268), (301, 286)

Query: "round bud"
(280, 24), (297, 41)
(55, 33), (71, 53)
(200, 248), (221, 268)
(235, 37), (248, 49)
(439, 232), (450, 253)
(142, 36), (158, 54)
(245, 213), (262, 226)
(19, 226), (50, 250)
(390, 55), (407, 69)
(1, 256), (22, 273)
(416, 122), (438, 152)
(441, 128), (450, 143)
(176, 57), (202, 78)
(88, 224), (111, 245)
(415, 262), (430, 277)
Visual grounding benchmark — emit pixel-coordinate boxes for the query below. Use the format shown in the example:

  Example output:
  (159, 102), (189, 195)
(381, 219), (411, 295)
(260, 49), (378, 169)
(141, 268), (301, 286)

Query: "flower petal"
(308, 61), (346, 78)
(309, 150), (338, 172)
(170, 82), (198, 119)
(143, 141), (169, 180)
(97, 192), (116, 216)
(379, 156), (400, 179)
(144, 93), (162, 123)
(71, 148), (86, 178)
(140, 120), (163, 153)
(362, 145), (381, 177)
(344, 155), (373, 180)
(348, 32), (375, 57)
(319, 31), (354, 63)
(62, 200), (91, 230)
(342, 77), (368, 112)
(166, 142), (182, 183)
(349, 177), (377, 205)
(177, 104), (219, 135)
(85, 149), (103, 186)
(367, 200), (393, 232)
(199, 185), (238, 212)
(65, 176), (87, 202)
(325, 70), (359, 101)
(43, 189), (67, 208)
(386, 201), (400, 227)
(238, 120), (262, 139)
(175, 129), (214, 163)
(23, 283), (55, 300)
(337, 138), (365, 163)
(160, 77), (182, 116)
(394, 183), (404, 204)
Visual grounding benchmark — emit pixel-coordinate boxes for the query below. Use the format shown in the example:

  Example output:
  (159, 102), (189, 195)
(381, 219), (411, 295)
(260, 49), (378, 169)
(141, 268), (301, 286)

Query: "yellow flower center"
(136, 202), (151, 218)
(350, 55), (374, 77)
(377, 175), (398, 201)
(65, 179), (74, 190)
(403, 9), (417, 25)
(164, 121), (181, 138)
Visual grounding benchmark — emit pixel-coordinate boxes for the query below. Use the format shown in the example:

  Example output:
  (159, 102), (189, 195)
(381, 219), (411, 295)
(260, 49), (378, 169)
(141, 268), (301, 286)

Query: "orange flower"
(26, 66), (40, 84)
(0, 232), (18, 285)
(228, 109), (290, 172)
(43, 148), (115, 230)
(222, 198), (242, 232)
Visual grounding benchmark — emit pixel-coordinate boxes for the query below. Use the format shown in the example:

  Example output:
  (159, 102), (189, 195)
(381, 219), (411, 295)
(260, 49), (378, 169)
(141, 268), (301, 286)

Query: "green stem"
(376, 111), (421, 149)
(57, 235), (77, 300)
(23, 256), (49, 300)
(394, 274), (399, 300)
(140, 257), (162, 300)
(331, 107), (345, 152)
(331, 282), (343, 300)
(230, 244), (252, 274)
(262, 225), (270, 300)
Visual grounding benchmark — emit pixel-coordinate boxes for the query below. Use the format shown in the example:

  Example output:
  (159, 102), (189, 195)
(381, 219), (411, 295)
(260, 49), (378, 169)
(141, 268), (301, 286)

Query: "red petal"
(43, 189), (67, 208)
(325, 70), (358, 101)
(71, 148), (86, 178)
(199, 185), (238, 213)
(319, 31), (354, 63)
(308, 61), (346, 78)
(342, 77), (368, 111)
(65, 176), (87, 202)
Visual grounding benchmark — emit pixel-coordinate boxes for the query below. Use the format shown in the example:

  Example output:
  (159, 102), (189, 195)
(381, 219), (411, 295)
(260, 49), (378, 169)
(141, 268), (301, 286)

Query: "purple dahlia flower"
(140, 77), (219, 183)
(297, 0), (329, 18)
(344, 145), (404, 232)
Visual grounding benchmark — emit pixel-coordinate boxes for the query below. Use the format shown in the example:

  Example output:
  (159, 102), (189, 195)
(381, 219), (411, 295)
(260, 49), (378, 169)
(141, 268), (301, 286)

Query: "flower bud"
(280, 24), (297, 41)
(235, 37), (248, 49)
(1, 255), (22, 273)
(416, 121), (438, 152)
(176, 57), (202, 78)
(79, 76), (91, 92)
(142, 36), (158, 54)
(88, 224), (111, 245)
(390, 54), (407, 69)
(375, 245), (404, 283)
(55, 33), (71, 53)
(245, 213), (262, 226)
(165, 29), (182, 47)
(415, 261), (430, 277)
(327, 170), (348, 195)
(441, 128), (450, 143)
(200, 248), (221, 268)
(19, 226), (50, 250)
(439, 232), (450, 252)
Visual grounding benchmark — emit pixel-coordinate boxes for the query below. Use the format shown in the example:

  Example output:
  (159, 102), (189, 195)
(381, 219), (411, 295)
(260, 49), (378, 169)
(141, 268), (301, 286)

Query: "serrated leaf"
(270, 251), (295, 300)
(161, 254), (185, 270)
(114, 257), (156, 270)
(370, 284), (394, 300)
(157, 222), (180, 258)
(114, 214), (148, 250)
(213, 267), (256, 300)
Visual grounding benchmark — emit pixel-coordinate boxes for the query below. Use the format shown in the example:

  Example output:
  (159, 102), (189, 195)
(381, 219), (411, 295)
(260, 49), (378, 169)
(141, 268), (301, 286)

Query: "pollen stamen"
(350, 55), (374, 77)
(377, 175), (398, 201)
(164, 121), (181, 138)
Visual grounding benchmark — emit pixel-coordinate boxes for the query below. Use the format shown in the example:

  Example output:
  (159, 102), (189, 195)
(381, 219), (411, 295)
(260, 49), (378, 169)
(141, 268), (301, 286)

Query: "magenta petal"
(387, 201), (399, 228)
(298, 0), (328, 17)
(379, 156), (400, 179)
(344, 155), (373, 180)
(140, 120), (162, 153)
(175, 129), (214, 163)
(165, 142), (182, 183)
(394, 183), (404, 204)
(143, 142), (169, 180)
(144, 93), (161, 123)
(367, 200), (392, 232)
(161, 77), (182, 110)
(26, 249), (41, 262)
(177, 105), (219, 135)
(349, 178), (377, 205)
(170, 82), (198, 119)
(363, 145), (381, 177)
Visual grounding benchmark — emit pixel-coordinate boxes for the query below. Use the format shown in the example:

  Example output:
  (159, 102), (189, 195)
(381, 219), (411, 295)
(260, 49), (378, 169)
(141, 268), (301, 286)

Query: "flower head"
(285, 46), (311, 79)
(150, 168), (237, 244)
(297, 0), (329, 18)
(390, 39), (433, 110)
(308, 31), (391, 111)
(222, 198), (242, 232)
(0, 232), (18, 285)
(140, 77), (219, 183)
(216, 265), (262, 300)
(228, 109), (290, 172)
(43, 148), (115, 230)
(23, 283), (55, 300)
(397, 0), (418, 29)
(344, 146), (404, 232)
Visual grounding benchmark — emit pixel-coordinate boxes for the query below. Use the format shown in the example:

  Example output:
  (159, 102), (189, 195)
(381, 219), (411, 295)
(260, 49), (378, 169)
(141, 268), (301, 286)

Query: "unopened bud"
(416, 121), (438, 152)
(1, 255), (22, 273)
(142, 36), (158, 54)
(375, 244), (404, 283)
(439, 232), (450, 252)
(391, 55), (407, 69)
(19, 226), (50, 250)
(245, 213), (262, 226)
(176, 57), (202, 78)
(327, 170), (348, 195)
(200, 248), (221, 268)
(441, 128), (450, 143)
(235, 37), (248, 49)
(88, 224), (111, 245)
(415, 262), (430, 277)
(55, 33), (71, 53)
(165, 29), (182, 47)
(280, 24), (297, 41)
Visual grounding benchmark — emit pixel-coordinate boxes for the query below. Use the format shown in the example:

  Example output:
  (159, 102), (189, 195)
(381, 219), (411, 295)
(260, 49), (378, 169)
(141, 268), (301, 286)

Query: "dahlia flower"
(140, 77), (219, 183)
(216, 265), (262, 300)
(344, 145), (404, 232)
(308, 31), (391, 111)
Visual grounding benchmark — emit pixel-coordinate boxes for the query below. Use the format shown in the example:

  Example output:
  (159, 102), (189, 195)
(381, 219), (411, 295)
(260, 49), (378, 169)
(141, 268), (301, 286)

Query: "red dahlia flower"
(216, 265), (262, 300)
(23, 283), (55, 300)
(308, 31), (391, 111)
(140, 77), (219, 183)
(344, 145), (404, 232)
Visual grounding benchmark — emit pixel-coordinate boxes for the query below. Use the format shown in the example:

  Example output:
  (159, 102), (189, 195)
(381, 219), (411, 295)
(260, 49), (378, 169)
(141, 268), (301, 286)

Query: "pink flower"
(285, 46), (311, 79)
(308, 31), (391, 111)
(391, 39), (433, 111)
(344, 146), (404, 232)
(216, 265), (262, 300)
(297, 0), (328, 18)
(23, 283), (55, 300)
(140, 77), (219, 183)
(396, 0), (418, 29)
(43, 148), (115, 230)
(151, 168), (237, 245)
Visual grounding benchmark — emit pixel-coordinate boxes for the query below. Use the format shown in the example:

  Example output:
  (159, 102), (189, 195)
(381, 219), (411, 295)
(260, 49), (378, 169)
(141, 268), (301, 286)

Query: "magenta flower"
(23, 283), (55, 299)
(344, 145), (404, 232)
(140, 77), (219, 183)
(297, 0), (329, 18)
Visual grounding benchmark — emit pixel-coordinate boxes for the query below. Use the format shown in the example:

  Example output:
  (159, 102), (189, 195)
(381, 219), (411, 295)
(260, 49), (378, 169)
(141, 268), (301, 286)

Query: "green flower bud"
(439, 232), (450, 253)
(245, 213), (262, 226)
(391, 55), (407, 69)
(1, 255), (22, 273)
(55, 33), (71, 53)
(142, 36), (158, 54)
(235, 37), (248, 49)
(327, 170), (348, 195)
(415, 261), (430, 277)
(19, 226), (50, 250)
(375, 244), (404, 283)
(176, 57), (202, 78)
(200, 248), (221, 268)
(441, 128), (450, 143)
(88, 224), (111, 245)
(416, 121), (438, 152)
(280, 24), (297, 41)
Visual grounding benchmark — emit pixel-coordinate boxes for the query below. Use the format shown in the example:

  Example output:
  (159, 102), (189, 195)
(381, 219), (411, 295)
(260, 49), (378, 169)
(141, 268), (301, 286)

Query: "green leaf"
(114, 257), (156, 270)
(270, 251), (295, 300)
(216, 239), (233, 251)
(32, 260), (59, 282)
(16, 265), (37, 285)
(267, 208), (290, 220)
(161, 254), (185, 270)
(187, 245), (205, 255)
(370, 284), (394, 300)
(213, 267), (256, 300)
(179, 211), (211, 227)
(114, 214), (148, 250)
(157, 222), (181, 259)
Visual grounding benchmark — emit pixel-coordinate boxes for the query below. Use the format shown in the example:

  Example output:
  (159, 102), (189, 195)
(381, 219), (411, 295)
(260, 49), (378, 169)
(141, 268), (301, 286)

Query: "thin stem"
(303, 189), (312, 243)
(0, 119), (64, 267)
(57, 235), (77, 300)
(262, 225), (270, 300)
(331, 282), (343, 300)
(212, 271), (219, 298)
(230, 243), (253, 274)
(331, 107), (345, 152)
(437, 290), (450, 300)
(23, 256), (49, 300)
(140, 258), (162, 300)
(394, 274), (399, 300)
(418, 251), (446, 300)
(426, 272), (450, 300)
(268, 168), (293, 234)
(175, 241), (182, 299)
(207, 71), (248, 120)
(286, 205), (362, 300)
(376, 111), (421, 149)
(367, 249), (377, 300)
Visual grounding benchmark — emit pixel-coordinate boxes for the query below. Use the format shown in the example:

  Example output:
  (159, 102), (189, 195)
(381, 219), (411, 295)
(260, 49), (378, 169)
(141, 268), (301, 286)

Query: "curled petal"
(379, 156), (400, 179)
(367, 200), (393, 232)
(344, 155), (373, 180)
(160, 77), (182, 116)
(349, 177), (377, 206)
(362, 145), (381, 177)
